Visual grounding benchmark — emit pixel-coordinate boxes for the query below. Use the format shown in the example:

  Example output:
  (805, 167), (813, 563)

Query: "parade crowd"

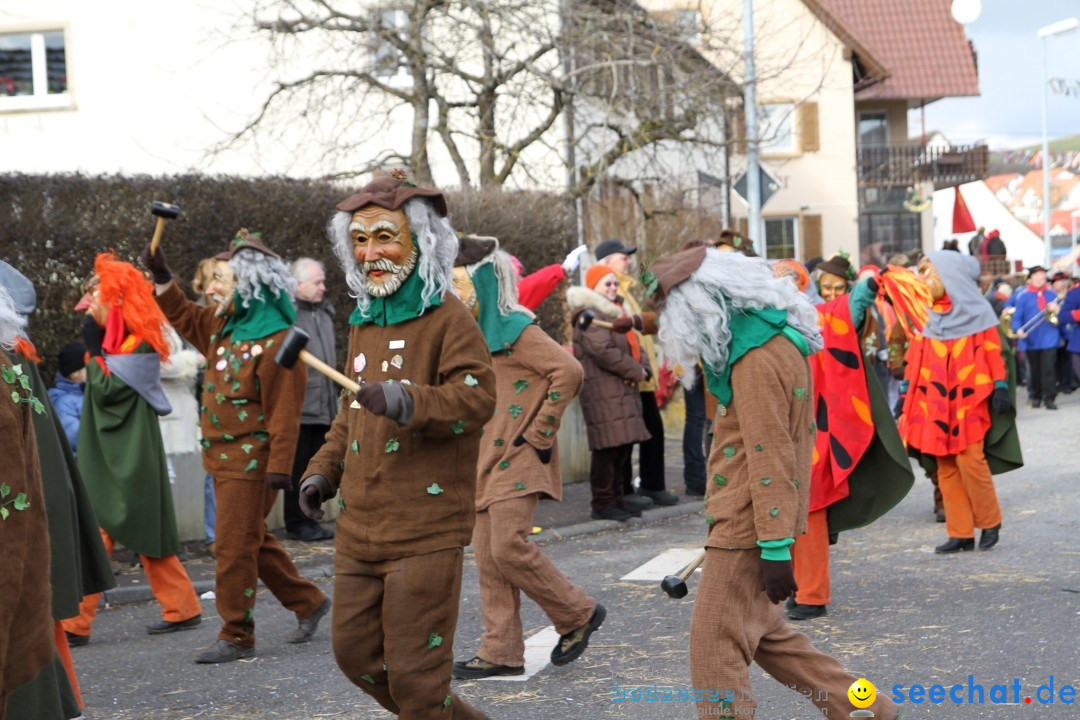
(3, 171), (1079, 720)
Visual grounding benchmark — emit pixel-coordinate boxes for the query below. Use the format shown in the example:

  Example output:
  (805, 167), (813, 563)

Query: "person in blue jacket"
(1011, 266), (1062, 409)
(48, 342), (88, 455)
(1060, 275), (1080, 390)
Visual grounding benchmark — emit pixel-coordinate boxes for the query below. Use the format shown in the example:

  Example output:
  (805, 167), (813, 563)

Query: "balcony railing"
(857, 143), (989, 190)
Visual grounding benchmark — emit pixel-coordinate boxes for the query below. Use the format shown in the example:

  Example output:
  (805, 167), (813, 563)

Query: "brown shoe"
(147, 614), (202, 635)
(286, 596), (331, 644)
(195, 639), (255, 664)
(550, 603), (606, 666)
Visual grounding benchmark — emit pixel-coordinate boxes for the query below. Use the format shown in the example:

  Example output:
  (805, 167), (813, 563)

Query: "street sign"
(733, 166), (781, 207)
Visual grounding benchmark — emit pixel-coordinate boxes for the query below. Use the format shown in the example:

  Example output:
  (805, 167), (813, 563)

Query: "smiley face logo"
(848, 678), (876, 709)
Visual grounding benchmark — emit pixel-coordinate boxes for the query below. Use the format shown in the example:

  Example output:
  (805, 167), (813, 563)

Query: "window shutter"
(735, 216), (749, 240)
(801, 214), (822, 261)
(798, 102), (820, 152)
(729, 107), (747, 155)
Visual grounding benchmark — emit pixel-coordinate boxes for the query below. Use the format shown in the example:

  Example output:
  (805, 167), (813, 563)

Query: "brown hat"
(645, 246), (707, 300)
(336, 170), (448, 217)
(815, 254), (853, 280)
(455, 234), (498, 266)
(214, 228), (280, 261)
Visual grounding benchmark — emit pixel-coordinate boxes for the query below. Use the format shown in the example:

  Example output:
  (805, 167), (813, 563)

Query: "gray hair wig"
(658, 249), (823, 388)
(329, 197), (458, 315)
(0, 283), (27, 350)
(484, 249), (535, 320)
(230, 249), (296, 308)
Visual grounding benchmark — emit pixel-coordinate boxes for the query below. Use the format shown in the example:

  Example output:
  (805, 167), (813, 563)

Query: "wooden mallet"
(576, 309), (614, 330)
(149, 201), (181, 254)
(275, 327), (359, 392)
(660, 550), (706, 599)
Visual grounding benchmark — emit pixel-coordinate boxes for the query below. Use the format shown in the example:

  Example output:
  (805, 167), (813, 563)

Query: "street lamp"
(1038, 17), (1078, 269)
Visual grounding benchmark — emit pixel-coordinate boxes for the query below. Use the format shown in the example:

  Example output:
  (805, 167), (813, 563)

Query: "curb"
(102, 502), (702, 606)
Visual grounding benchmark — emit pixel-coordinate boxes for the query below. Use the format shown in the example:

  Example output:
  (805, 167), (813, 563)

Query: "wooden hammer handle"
(592, 318), (614, 329)
(677, 550), (707, 581)
(300, 349), (360, 393)
(150, 217), (167, 255)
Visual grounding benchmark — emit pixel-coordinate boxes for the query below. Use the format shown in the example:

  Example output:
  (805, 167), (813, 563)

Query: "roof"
(804, 0), (980, 103)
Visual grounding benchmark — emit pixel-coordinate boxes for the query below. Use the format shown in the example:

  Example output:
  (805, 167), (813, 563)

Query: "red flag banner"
(952, 187), (976, 233)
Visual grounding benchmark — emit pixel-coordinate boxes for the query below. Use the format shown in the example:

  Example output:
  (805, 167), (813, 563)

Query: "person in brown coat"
(0, 282), (54, 718)
(143, 230), (330, 664)
(297, 173), (495, 720)
(448, 241), (604, 680)
(650, 247), (900, 719)
(569, 265), (651, 522)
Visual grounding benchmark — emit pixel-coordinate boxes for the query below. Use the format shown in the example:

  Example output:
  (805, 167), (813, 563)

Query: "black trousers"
(286, 423), (331, 532)
(622, 391), (666, 494)
(1025, 349), (1057, 403)
(590, 445), (631, 513)
(682, 377), (708, 493)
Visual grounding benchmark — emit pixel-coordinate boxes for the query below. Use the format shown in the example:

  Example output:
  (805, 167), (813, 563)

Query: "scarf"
(349, 262), (441, 327)
(620, 300), (642, 362)
(222, 288), (296, 342)
(703, 307), (811, 407)
(471, 262), (532, 353)
(1026, 284), (1048, 311)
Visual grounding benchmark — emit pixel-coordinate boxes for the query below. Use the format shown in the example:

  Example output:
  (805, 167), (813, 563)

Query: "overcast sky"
(910, 0), (1080, 149)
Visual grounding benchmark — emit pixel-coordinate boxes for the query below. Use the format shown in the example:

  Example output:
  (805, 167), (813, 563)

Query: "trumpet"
(1001, 292), (1064, 338)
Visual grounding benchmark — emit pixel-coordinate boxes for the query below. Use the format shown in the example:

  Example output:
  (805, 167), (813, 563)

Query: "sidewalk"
(104, 434), (703, 606)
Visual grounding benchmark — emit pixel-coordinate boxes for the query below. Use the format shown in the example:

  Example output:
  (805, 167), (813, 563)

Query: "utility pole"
(742, 0), (761, 255)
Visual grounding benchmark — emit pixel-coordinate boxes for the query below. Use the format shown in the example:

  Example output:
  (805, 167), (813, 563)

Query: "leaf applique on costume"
(713, 474), (727, 487)
(450, 420), (466, 435)
(760, 477), (772, 486)
(241, 443), (254, 455)
(754, 444), (763, 452)
(222, 434), (235, 442)
(722, 446), (736, 459)
(361, 674), (375, 684)
(494, 438), (504, 447)
(244, 587), (255, 598)
(769, 507), (779, 518)
(513, 379), (529, 394)
(200, 438), (211, 449)
(385, 438), (400, 453)
(244, 459), (258, 473)
(219, 452), (228, 460)
(338, 496), (345, 510)
(12, 493), (28, 511)
(706, 515), (715, 527)
(498, 460), (510, 471)
(427, 633), (443, 649)
(514, 482), (526, 491)
(237, 410), (249, 422)
(350, 440), (360, 455)
(548, 391), (561, 402)
(443, 695), (452, 710)
(427, 483), (444, 495)
(508, 404), (523, 418)
(793, 386), (806, 401)
(215, 392), (226, 404)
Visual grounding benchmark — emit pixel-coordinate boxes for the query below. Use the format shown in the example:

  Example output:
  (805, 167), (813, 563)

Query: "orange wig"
(93, 253), (171, 362)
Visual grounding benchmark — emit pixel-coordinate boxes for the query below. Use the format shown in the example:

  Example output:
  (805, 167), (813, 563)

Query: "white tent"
(932, 181), (1046, 270)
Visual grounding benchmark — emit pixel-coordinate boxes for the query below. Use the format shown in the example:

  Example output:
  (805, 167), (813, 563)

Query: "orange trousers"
(791, 508), (830, 607)
(53, 621), (82, 708)
(936, 439), (1002, 539)
(60, 529), (200, 637)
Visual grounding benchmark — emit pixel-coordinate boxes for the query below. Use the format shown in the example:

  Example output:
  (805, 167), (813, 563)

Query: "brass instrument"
(1004, 291), (1065, 338)
(999, 306), (1017, 339)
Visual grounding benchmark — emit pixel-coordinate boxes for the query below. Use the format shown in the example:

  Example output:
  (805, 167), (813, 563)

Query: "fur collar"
(566, 286), (621, 318)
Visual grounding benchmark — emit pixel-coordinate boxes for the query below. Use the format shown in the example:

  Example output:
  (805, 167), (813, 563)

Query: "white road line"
(619, 548), (702, 582)
(487, 626), (560, 682)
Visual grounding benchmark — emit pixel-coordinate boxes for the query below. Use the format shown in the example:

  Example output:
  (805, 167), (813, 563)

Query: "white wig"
(658, 249), (823, 388)
(329, 197), (458, 315)
(490, 249), (535, 320)
(230, 249), (296, 308)
(0, 283), (27, 351)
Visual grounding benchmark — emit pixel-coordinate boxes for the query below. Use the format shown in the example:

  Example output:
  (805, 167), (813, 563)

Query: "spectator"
(569, 265), (652, 522)
(943, 239), (961, 252)
(967, 227), (986, 256)
(191, 258), (220, 555)
(48, 342), (87, 455)
(287, 257), (336, 541)
(1012, 266), (1061, 409)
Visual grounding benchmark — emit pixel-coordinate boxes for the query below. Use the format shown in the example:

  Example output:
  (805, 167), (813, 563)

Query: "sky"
(910, 0), (1080, 150)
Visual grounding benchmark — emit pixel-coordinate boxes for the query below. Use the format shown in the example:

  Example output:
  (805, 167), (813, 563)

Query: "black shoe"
(1031, 398), (1042, 408)
(685, 486), (706, 497)
(1044, 399), (1058, 410)
(641, 489), (680, 506)
(286, 597), (331, 643)
(195, 639), (255, 664)
(786, 603), (827, 621)
(935, 509), (946, 523)
(979, 524), (1001, 550)
(551, 603), (606, 666)
(618, 504), (643, 518)
(65, 631), (89, 647)
(287, 524), (335, 541)
(146, 614), (202, 635)
(452, 656), (525, 679)
(591, 506), (633, 522)
(784, 596), (796, 611)
(935, 537), (975, 554)
(621, 493), (654, 510)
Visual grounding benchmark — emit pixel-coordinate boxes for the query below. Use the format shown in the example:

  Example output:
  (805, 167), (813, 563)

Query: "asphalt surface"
(72, 392), (1080, 719)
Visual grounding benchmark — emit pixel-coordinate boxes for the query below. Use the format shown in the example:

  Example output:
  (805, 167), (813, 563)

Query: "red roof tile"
(806, 0), (980, 102)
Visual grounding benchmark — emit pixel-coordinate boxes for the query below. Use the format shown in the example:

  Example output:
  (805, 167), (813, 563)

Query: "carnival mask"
(77, 275), (109, 327)
(451, 266), (480, 319)
(817, 272), (849, 302)
(917, 258), (945, 301)
(350, 206), (418, 297)
(206, 261), (237, 317)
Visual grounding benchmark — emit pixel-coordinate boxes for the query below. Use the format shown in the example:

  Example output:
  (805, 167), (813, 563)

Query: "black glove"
(758, 558), (798, 604)
(263, 472), (293, 492)
(139, 243), (174, 285)
(991, 386), (1012, 415)
(355, 383), (388, 416)
(80, 315), (106, 357)
(893, 396), (905, 420)
(866, 276), (879, 295)
(299, 480), (326, 521)
(513, 434), (553, 464)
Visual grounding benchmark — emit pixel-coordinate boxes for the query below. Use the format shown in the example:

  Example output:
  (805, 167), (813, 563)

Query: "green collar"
(221, 289), (296, 342)
(472, 262), (532, 353)
(348, 261), (441, 327)
(703, 307), (810, 408)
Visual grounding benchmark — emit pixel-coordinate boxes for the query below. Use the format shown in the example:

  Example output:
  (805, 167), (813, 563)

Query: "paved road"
(72, 393), (1080, 719)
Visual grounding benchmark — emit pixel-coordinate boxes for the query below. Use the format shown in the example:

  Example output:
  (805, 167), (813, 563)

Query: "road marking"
(487, 626), (560, 682)
(620, 548), (702, 582)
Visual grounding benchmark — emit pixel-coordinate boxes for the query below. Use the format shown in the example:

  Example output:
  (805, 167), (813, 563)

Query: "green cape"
(703, 308), (810, 407)
(471, 262), (532, 353)
(222, 288), (296, 342)
(908, 326), (1024, 477)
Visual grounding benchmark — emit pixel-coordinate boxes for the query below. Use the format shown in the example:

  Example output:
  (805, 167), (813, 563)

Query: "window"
(858, 111), (888, 146)
(674, 10), (701, 44)
(759, 103), (795, 154)
(371, 9), (410, 84)
(763, 217), (798, 259)
(0, 29), (69, 111)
